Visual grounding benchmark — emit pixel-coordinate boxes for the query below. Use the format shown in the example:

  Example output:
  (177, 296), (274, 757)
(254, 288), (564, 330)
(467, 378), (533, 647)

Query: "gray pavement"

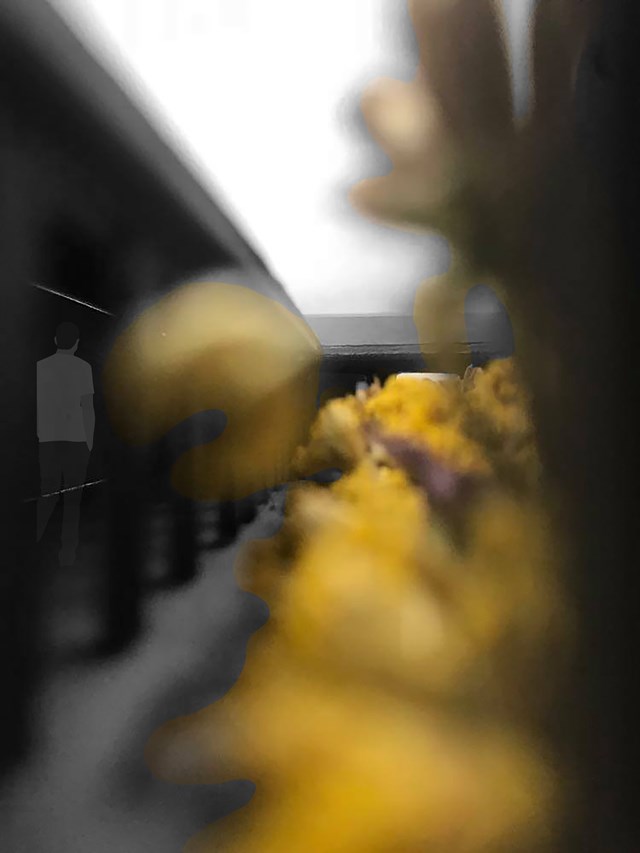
(1, 494), (281, 853)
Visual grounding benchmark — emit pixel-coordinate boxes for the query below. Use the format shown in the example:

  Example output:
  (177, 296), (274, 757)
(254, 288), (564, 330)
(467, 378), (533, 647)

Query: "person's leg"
(60, 443), (90, 564)
(36, 443), (62, 542)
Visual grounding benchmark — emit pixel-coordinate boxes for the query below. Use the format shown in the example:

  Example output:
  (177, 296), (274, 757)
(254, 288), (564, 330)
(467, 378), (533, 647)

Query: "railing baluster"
(103, 443), (146, 653)
(169, 491), (198, 585)
(218, 499), (238, 545)
(101, 241), (161, 653)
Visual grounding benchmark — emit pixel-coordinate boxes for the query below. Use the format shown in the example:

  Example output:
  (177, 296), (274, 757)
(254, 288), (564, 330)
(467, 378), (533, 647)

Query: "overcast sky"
(49, 0), (533, 317)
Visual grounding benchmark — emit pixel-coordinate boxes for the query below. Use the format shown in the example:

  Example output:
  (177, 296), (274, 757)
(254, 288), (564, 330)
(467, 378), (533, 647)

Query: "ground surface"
(0, 488), (284, 853)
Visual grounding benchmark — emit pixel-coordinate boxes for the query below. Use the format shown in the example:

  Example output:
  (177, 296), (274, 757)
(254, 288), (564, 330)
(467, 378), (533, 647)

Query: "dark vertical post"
(167, 416), (198, 585)
(0, 118), (40, 772)
(104, 441), (147, 652)
(101, 239), (161, 653)
(169, 491), (198, 585)
(218, 499), (238, 545)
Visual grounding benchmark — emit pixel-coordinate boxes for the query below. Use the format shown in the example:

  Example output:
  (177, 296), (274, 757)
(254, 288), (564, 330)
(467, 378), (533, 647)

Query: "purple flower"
(366, 424), (482, 512)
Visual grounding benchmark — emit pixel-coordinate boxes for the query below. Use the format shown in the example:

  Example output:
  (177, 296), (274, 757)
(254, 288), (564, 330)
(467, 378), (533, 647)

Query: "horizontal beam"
(0, 0), (271, 278)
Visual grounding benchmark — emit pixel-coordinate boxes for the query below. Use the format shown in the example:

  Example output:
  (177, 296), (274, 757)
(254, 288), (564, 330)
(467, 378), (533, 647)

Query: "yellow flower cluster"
(148, 359), (570, 852)
(294, 359), (539, 490)
(463, 360), (541, 491)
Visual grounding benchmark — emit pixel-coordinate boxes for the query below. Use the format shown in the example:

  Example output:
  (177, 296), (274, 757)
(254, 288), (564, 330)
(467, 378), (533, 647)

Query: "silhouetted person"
(37, 322), (94, 566)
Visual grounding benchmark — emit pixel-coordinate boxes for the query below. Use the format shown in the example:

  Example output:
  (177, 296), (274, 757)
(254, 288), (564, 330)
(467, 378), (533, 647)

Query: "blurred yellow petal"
(530, 0), (601, 129)
(103, 281), (322, 500)
(360, 76), (445, 163)
(349, 169), (459, 232)
(408, 0), (515, 144)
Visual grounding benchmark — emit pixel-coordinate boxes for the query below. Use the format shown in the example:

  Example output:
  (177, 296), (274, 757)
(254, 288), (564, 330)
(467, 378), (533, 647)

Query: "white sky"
(49, 0), (533, 317)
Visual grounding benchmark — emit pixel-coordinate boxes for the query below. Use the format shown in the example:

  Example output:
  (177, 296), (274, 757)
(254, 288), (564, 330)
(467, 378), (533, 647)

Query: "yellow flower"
(292, 394), (368, 477)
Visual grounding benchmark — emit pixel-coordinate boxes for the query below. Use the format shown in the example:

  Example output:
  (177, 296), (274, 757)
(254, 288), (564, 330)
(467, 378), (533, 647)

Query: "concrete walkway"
(1, 492), (282, 853)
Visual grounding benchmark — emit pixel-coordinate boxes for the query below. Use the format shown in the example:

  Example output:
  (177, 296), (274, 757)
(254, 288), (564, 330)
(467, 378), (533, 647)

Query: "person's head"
(55, 321), (80, 354)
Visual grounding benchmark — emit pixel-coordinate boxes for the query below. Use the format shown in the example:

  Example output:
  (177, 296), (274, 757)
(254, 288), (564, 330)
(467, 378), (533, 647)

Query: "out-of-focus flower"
(104, 280), (322, 501)
(292, 394), (368, 478)
(350, 0), (598, 387)
(148, 354), (569, 852)
(146, 0), (591, 846)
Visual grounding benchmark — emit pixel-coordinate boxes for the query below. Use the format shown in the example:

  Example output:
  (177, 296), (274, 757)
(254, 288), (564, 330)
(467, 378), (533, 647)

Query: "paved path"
(1, 492), (282, 853)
